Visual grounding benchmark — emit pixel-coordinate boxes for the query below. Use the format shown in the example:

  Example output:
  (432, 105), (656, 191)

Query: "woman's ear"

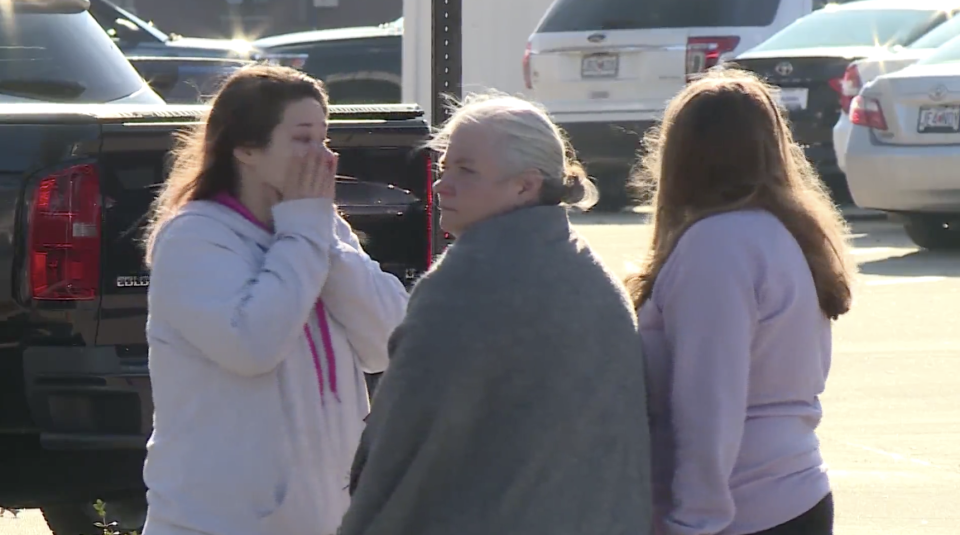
(516, 169), (544, 200)
(233, 146), (258, 167)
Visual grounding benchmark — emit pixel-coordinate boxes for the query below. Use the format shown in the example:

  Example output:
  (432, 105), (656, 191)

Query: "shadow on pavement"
(857, 250), (960, 278)
(846, 219), (914, 249)
(569, 210), (649, 226)
(847, 219), (960, 278)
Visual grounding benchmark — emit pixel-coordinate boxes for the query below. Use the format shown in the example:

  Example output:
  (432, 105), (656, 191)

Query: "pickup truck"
(0, 102), (443, 535)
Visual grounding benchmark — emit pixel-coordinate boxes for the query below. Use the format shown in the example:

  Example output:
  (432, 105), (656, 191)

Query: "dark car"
(254, 18), (402, 104)
(0, 0), (162, 104)
(87, 0), (306, 68)
(733, 0), (957, 202)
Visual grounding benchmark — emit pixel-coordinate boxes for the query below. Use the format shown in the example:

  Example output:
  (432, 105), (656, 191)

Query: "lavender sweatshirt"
(638, 210), (832, 535)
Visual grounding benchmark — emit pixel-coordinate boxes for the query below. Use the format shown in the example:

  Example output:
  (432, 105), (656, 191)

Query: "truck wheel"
(903, 216), (960, 251)
(591, 167), (631, 212)
(42, 497), (146, 535)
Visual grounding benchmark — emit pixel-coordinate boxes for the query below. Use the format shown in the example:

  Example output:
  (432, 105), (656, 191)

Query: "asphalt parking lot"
(3, 211), (959, 535)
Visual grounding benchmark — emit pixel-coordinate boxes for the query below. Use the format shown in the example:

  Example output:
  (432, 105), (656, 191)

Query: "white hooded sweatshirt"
(142, 197), (409, 535)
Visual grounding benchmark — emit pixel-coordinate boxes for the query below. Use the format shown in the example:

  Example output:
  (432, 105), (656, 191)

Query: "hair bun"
(560, 161), (599, 210)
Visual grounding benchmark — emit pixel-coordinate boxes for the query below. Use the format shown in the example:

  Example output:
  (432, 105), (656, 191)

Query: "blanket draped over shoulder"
(340, 205), (652, 535)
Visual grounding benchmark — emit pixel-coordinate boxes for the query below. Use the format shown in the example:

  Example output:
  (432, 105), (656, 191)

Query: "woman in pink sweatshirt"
(627, 69), (857, 535)
(141, 65), (408, 535)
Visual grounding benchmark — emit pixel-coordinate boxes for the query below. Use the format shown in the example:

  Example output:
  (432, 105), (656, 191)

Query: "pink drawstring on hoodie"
(212, 193), (339, 402)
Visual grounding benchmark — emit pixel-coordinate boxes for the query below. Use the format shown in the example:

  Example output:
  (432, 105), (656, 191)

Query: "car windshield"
(750, 8), (943, 52)
(536, 0), (781, 32)
(0, 11), (145, 102)
(907, 14), (960, 49)
(915, 34), (960, 65)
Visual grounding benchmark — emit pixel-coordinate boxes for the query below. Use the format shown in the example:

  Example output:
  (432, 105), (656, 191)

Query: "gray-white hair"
(428, 91), (599, 210)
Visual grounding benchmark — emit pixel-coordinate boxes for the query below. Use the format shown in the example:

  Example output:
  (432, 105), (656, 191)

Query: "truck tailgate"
(96, 104), (435, 349)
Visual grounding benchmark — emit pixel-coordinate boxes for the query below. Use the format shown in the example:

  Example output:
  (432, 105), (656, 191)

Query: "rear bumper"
(557, 120), (655, 171)
(22, 346), (151, 451)
(833, 114), (853, 173)
(0, 346), (149, 506)
(845, 125), (960, 213)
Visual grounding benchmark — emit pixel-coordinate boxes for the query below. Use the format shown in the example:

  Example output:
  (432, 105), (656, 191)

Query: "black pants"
(747, 494), (834, 535)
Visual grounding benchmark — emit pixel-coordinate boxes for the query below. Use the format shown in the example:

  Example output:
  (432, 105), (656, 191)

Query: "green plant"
(93, 500), (139, 535)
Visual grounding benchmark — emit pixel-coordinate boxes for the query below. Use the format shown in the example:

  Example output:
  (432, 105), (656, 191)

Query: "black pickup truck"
(0, 103), (444, 534)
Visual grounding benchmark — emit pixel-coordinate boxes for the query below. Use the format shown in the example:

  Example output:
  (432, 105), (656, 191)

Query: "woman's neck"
(237, 181), (281, 230)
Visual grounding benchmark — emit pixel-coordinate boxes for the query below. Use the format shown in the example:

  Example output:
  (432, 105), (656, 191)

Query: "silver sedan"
(844, 36), (960, 250)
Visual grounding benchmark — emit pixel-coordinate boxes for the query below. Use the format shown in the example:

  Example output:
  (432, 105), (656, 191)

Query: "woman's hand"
(283, 142), (339, 201)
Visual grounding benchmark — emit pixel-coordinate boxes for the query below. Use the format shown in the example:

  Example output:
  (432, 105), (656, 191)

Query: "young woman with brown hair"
(627, 69), (856, 535)
(141, 65), (408, 535)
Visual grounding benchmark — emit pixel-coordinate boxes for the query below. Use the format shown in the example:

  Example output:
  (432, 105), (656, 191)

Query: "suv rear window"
(0, 12), (145, 102)
(749, 8), (943, 52)
(536, 0), (781, 33)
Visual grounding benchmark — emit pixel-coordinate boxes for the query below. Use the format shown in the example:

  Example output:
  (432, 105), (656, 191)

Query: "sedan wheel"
(903, 216), (960, 251)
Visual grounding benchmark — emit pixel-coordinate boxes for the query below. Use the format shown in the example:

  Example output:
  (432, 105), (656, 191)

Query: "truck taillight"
(849, 95), (887, 131)
(523, 42), (533, 90)
(686, 36), (740, 82)
(425, 154), (435, 269)
(27, 164), (101, 301)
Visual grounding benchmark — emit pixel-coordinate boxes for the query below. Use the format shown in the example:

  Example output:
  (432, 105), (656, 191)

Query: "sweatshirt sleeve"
(655, 221), (759, 535)
(148, 199), (337, 377)
(321, 213), (409, 374)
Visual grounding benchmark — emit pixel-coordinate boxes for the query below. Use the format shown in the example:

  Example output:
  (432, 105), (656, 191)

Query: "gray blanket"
(340, 205), (652, 535)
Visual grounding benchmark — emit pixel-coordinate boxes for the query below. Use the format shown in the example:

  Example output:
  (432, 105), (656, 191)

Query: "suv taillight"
(849, 95), (887, 131)
(523, 42), (533, 90)
(27, 164), (101, 301)
(838, 63), (862, 114)
(686, 36), (740, 82)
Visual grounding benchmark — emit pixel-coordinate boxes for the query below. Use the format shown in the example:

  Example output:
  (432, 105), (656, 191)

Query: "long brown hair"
(625, 69), (856, 319)
(143, 64), (329, 266)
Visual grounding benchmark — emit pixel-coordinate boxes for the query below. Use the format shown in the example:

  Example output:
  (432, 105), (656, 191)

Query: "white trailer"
(403, 0), (555, 123)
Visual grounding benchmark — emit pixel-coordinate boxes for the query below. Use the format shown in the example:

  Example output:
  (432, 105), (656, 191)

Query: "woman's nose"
(434, 178), (451, 197)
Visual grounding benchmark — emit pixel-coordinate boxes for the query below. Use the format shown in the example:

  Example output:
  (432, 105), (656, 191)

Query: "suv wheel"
(42, 496), (146, 535)
(903, 216), (960, 251)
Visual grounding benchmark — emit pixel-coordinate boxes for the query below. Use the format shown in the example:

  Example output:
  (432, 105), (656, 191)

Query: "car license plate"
(917, 105), (960, 133)
(581, 53), (619, 79)
(772, 87), (809, 111)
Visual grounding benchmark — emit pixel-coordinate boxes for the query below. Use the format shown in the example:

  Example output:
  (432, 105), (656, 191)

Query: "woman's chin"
(439, 213), (459, 233)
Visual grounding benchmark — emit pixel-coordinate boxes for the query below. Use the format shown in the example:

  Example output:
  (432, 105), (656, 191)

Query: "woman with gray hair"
(338, 93), (652, 535)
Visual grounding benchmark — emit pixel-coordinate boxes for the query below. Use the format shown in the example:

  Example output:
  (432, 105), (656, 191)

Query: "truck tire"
(591, 167), (631, 212)
(903, 216), (960, 251)
(42, 497), (146, 535)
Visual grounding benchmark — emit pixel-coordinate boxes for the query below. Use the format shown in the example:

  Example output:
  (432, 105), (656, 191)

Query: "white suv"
(524, 0), (837, 208)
